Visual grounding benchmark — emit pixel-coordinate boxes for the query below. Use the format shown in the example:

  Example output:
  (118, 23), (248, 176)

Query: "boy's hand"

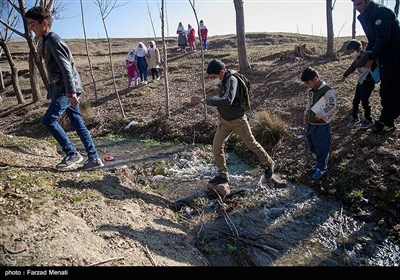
(191, 96), (204, 105)
(69, 96), (79, 107)
(303, 115), (308, 125)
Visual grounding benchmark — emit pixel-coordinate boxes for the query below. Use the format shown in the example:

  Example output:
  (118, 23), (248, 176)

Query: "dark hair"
(25, 6), (52, 27)
(206, 59), (225, 74)
(301, 67), (319, 82)
(345, 39), (361, 51)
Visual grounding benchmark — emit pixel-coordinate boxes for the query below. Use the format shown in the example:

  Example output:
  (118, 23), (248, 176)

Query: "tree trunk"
(0, 40), (24, 104)
(0, 69), (4, 91)
(29, 50), (42, 103)
(352, 6), (357, 39)
(18, 0), (49, 89)
(233, 0), (250, 73)
(80, 0), (98, 102)
(189, 0), (207, 120)
(395, 0), (399, 17)
(326, 0), (334, 57)
(98, 6), (126, 119)
(161, 0), (170, 118)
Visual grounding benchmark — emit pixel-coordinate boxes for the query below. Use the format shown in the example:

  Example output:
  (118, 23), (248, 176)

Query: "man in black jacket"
(353, 0), (400, 134)
(26, 7), (103, 170)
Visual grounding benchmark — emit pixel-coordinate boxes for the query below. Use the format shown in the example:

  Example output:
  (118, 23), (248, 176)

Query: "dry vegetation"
(0, 33), (399, 265)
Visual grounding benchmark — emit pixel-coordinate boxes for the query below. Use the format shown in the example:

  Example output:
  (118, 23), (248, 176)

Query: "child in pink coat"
(125, 50), (138, 87)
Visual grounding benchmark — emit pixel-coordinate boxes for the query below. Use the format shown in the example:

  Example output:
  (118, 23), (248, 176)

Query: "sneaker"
(80, 157), (104, 170)
(312, 168), (327, 180)
(56, 152), (83, 169)
(208, 175), (228, 185)
(360, 119), (375, 129)
(347, 118), (360, 128)
(264, 161), (275, 179)
(373, 122), (396, 134)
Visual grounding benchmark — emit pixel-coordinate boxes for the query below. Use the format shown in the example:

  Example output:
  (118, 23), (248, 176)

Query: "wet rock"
(207, 183), (230, 197)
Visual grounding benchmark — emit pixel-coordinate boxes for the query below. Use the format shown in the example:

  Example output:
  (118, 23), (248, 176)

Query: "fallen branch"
(88, 256), (125, 266)
(144, 245), (157, 266)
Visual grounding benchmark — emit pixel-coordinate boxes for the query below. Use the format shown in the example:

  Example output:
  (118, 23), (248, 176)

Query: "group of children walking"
(176, 20), (208, 53)
(125, 41), (161, 87)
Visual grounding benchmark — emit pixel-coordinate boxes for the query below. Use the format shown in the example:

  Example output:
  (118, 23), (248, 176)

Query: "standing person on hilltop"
(147, 41), (161, 81)
(302, 67), (337, 180)
(176, 22), (187, 53)
(135, 42), (148, 85)
(353, 0), (400, 134)
(191, 59), (275, 188)
(125, 49), (138, 87)
(341, 39), (377, 130)
(199, 20), (208, 51)
(187, 24), (196, 51)
(25, 6), (104, 170)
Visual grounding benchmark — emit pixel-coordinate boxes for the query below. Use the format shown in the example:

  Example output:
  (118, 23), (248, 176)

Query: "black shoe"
(208, 175), (228, 185)
(264, 161), (275, 179)
(373, 121), (396, 134)
(56, 152), (83, 169)
(79, 158), (104, 170)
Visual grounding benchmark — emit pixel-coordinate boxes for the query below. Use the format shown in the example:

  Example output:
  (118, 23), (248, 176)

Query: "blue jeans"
(306, 124), (331, 171)
(42, 95), (98, 159)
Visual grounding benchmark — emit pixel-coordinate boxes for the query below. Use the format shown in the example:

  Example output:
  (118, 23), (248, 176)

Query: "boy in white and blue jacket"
(302, 67), (337, 180)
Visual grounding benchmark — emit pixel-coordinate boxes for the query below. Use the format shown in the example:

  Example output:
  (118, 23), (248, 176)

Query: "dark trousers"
(379, 60), (400, 127)
(151, 68), (159, 80)
(352, 80), (375, 121)
(306, 124), (331, 171)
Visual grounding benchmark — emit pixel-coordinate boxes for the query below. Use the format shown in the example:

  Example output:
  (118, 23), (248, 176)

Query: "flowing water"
(95, 138), (399, 266)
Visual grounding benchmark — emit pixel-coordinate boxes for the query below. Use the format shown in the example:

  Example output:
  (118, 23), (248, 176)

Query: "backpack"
(232, 72), (251, 111)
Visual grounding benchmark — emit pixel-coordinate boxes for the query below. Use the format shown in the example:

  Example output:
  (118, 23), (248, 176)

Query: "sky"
(23, 0), (398, 39)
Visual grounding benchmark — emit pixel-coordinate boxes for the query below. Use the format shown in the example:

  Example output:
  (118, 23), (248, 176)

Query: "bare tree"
(17, 0), (49, 90)
(233, 0), (250, 72)
(146, 0), (157, 39)
(94, 0), (126, 119)
(0, 1), (24, 104)
(189, 0), (207, 120)
(1, 2), (23, 101)
(326, 0), (335, 57)
(80, 0), (98, 102)
(160, 0), (170, 118)
(0, 0), (43, 102)
(352, 5), (356, 39)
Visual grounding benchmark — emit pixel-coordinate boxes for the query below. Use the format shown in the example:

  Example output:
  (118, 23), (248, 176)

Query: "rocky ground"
(0, 33), (399, 266)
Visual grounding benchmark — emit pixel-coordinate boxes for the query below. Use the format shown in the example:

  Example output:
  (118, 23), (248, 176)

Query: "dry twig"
(88, 256), (125, 266)
(144, 245), (157, 266)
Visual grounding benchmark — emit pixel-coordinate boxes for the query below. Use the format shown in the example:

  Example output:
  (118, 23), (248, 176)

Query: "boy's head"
(345, 39), (362, 54)
(301, 67), (320, 89)
(207, 59), (226, 81)
(25, 6), (52, 37)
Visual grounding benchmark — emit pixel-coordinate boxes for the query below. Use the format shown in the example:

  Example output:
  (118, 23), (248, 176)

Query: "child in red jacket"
(187, 24), (196, 51)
